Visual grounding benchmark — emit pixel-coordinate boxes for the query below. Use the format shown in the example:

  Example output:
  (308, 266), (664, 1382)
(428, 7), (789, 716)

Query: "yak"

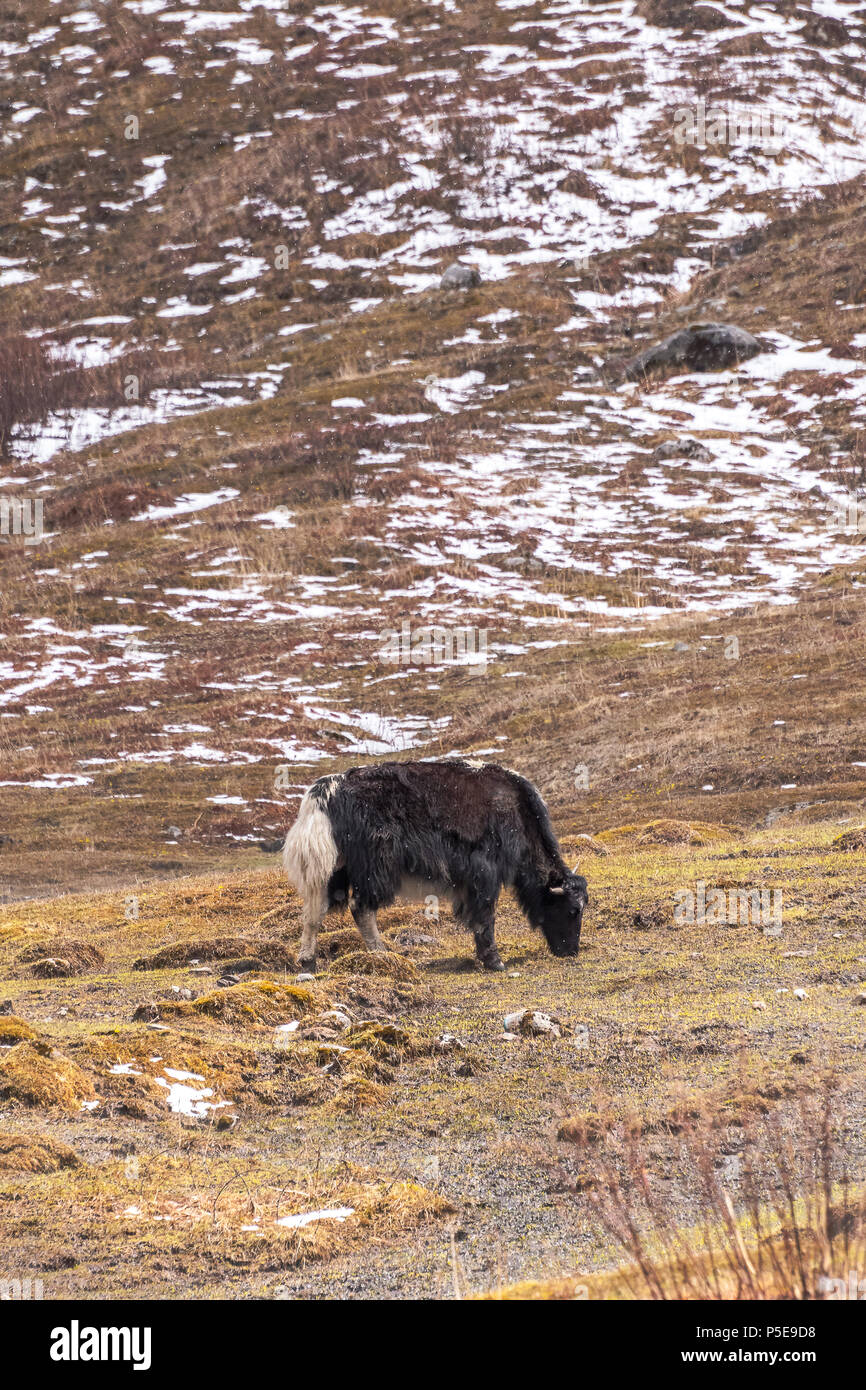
(282, 759), (588, 972)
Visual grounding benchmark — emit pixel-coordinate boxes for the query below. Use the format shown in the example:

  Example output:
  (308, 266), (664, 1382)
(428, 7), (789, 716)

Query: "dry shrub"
(580, 1087), (865, 1299)
(0, 335), (82, 450)
(50, 482), (176, 529)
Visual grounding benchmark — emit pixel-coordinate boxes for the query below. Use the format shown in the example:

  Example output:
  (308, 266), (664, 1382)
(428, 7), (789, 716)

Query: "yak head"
(540, 868), (589, 957)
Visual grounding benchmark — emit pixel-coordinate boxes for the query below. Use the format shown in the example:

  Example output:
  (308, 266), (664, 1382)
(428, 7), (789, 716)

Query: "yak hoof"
(482, 956), (505, 972)
(298, 957), (317, 975)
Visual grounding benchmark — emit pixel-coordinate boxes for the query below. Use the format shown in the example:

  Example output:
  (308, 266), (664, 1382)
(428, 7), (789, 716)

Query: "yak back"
(324, 760), (565, 902)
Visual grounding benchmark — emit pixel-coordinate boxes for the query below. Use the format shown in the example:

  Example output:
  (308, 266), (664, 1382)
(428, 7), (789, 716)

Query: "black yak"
(283, 759), (588, 972)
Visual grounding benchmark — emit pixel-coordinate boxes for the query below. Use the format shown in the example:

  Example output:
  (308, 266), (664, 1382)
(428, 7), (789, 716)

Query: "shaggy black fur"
(313, 760), (587, 968)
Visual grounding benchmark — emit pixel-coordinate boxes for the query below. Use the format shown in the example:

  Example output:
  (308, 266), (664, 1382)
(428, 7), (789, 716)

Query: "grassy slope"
(1, 817), (864, 1299)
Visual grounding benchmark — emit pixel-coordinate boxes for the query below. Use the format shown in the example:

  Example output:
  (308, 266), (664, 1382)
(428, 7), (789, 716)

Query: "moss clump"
(19, 940), (104, 976)
(133, 936), (297, 971)
(316, 927), (366, 961)
(330, 951), (422, 983)
(598, 819), (739, 847)
(331, 1077), (388, 1112)
(140, 978), (323, 1028)
(0, 1130), (81, 1172)
(0, 1042), (97, 1113)
(0, 1015), (37, 1044)
(345, 1021), (425, 1063)
(477, 1277), (588, 1300)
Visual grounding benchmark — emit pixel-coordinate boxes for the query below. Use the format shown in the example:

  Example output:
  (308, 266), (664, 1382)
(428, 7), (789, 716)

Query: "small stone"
(752, 999), (767, 1011)
(503, 1009), (563, 1038)
(296, 972), (315, 983)
(793, 988), (808, 1001)
(189, 966), (213, 975)
(854, 993), (866, 1006)
(147, 1023), (170, 1033)
(439, 261), (481, 290)
(652, 439), (712, 463)
(319, 1010), (352, 1030)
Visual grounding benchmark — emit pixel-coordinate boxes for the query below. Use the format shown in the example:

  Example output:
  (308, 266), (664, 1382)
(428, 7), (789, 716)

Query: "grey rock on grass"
(624, 322), (763, 380)
(440, 262), (481, 290)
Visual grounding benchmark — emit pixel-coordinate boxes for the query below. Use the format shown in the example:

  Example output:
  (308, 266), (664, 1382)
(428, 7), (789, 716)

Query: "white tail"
(283, 785), (340, 900)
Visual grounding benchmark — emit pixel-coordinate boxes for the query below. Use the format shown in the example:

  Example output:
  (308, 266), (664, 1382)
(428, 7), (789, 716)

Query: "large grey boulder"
(440, 261), (481, 290)
(624, 322), (763, 380)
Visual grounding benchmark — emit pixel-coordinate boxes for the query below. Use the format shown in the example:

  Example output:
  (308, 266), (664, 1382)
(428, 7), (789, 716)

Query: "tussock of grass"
(0, 1015), (37, 1044)
(133, 936), (297, 972)
(0, 1042), (97, 1113)
(832, 828), (866, 851)
(329, 950), (422, 983)
(19, 940), (104, 976)
(598, 819), (740, 848)
(139, 978), (322, 1028)
(0, 1131), (81, 1173)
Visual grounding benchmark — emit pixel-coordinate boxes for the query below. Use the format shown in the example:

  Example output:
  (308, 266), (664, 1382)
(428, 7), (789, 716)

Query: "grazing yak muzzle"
(541, 872), (589, 957)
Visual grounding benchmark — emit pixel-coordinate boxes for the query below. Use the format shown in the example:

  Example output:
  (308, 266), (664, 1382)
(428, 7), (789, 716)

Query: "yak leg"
(351, 902), (385, 953)
(298, 885), (327, 973)
(471, 907), (504, 972)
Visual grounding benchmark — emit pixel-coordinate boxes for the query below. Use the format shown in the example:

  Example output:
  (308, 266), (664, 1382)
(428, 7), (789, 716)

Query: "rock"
(636, 0), (732, 31)
(793, 988), (808, 1001)
(624, 323), (763, 380)
(439, 261), (481, 290)
(854, 993), (866, 1006)
(673, 641), (690, 652)
(752, 999), (767, 1011)
(296, 972), (315, 982)
(503, 1009), (564, 1038)
(0, 1000), (14, 1015)
(394, 930), (437, 948)
(31, 957), (74, 979)
(0, 835), (13, 848)
(166, 825), (182, 841)
(652, 439), (712, 462)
